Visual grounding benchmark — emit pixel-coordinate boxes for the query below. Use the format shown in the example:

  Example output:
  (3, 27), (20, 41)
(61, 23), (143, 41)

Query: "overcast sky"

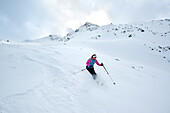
(0, 0), (170, 41)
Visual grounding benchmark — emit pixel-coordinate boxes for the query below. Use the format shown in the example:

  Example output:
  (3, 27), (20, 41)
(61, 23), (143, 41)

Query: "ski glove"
(101, 63), (104, 66)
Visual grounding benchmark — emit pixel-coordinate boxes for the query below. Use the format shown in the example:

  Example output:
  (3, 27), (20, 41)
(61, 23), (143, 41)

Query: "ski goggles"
(93, 56), (97, 58)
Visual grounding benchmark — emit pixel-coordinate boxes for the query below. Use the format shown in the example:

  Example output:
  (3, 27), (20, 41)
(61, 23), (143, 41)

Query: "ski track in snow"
(0, 44), (110, 113)
(0, 44), (81, 113)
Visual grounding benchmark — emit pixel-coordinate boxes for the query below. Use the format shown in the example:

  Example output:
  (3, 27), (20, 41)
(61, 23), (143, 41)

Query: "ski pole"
(73, 68), (86, 74)
(103, 65), (116, 85)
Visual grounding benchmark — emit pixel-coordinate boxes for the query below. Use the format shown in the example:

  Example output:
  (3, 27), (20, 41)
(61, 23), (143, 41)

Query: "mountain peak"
(76, 22), (99, 32)
(83, 22), (99, 28)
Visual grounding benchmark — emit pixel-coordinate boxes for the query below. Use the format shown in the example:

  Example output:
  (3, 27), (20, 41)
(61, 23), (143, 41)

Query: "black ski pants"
(86, 66), (97, 80)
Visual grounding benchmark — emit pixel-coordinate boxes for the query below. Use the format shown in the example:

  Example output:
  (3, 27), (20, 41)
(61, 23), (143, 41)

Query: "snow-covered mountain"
(65, 19), (170, 41)
(0, 19), (170, 113)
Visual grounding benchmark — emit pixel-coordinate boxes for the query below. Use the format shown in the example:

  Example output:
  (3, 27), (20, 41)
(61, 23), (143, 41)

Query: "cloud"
(0, 0), (170, 41)
(39, 0), (110, 32)
(103, 0), (170, 23)
(0, 13), (10, 26)
(0, 0), (45, 40)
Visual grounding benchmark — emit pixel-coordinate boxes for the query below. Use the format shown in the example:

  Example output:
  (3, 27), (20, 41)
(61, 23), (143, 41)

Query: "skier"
(86, 54), (103, 80)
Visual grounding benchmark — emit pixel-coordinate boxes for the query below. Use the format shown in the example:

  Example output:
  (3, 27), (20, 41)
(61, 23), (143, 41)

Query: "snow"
(0, 19), (170, 113)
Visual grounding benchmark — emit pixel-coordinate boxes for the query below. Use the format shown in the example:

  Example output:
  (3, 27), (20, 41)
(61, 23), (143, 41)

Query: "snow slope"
(0, 19), (170, 113)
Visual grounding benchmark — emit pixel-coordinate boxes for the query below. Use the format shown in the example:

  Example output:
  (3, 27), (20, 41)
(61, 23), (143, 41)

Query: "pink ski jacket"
(86, 58), (101, 67)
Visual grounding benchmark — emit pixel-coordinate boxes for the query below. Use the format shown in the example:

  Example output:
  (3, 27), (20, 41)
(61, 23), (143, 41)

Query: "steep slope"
(0, 19), (170, 113)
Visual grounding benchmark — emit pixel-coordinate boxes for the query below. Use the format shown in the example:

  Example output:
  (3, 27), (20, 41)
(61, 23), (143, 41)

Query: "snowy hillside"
(0, 19), (170, 113)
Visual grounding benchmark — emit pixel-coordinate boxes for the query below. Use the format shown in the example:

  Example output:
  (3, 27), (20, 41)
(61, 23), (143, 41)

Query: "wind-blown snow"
(0, 19), (170, 113)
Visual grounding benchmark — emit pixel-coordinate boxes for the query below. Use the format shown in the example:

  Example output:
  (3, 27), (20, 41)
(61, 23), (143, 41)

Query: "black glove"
(101, 63), (104, 66)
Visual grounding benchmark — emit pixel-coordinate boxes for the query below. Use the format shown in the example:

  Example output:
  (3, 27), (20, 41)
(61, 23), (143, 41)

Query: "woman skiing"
(86, 54), (103, 80)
